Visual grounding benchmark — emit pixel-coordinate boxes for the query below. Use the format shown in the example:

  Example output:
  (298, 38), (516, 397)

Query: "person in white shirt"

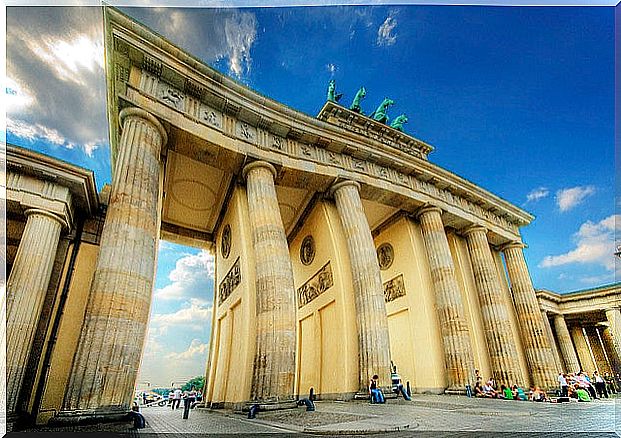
(593, 371), (608, 398)
(172, 388), (183, 410)
(558, 373), (568, 397)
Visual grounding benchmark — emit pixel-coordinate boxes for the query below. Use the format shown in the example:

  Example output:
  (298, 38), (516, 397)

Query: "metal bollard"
(406, 381), (411, 397)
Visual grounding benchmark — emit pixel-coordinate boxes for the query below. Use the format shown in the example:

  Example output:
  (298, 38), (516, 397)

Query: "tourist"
(558, 373), (568, 397)
(500, 384), (513, 400)
(369, 375), (385, 404)
(604, 372), (616, 394)
(530, 386), (547, 402)
(474, 381), (487, 398)
(482, 380), (497, 398)
(593, 371), (608, 398)
(474, 369), (483, 385)
(512, 385), (527, 401)
(168, 390), (174, 406)
(574, 384), (591, 402)
(578, 372), (598, 400)
(172, 387), (182, 409)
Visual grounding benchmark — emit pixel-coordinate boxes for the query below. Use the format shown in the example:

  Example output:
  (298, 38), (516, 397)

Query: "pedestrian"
(182, 389), (196, 419)
(558, 373), (568, 397)
(173, 387), (182, 409)
(593, 371), (608, 398)
(168, 390), (174, 407)
(369, 375), (385, 403)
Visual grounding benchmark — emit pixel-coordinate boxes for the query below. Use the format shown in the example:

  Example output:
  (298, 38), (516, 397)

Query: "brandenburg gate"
(5, 6), (620, 425)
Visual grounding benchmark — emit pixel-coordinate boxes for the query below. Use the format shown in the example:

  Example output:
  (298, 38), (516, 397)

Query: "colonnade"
(9, 106), (618, 420)
(540, 309), (621, 376)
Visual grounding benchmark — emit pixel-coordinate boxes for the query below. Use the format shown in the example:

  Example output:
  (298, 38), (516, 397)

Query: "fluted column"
(6, 209), (65, 413)
(330, 180), (391, 392)
(605, 308), (621, 369)
(62, 108), (166, 415)
(571, 326), (596, 372)
(502, 242), (556, 388)
(416, 205), (475, 391)
(553, 315), (581, 373)
(243, 161), (296, 403)
(463, 225), (522, 385)
(601, 326), (621, 374)
(541, 310), (564, 373)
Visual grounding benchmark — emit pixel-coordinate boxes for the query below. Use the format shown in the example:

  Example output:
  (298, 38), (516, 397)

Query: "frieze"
(219, 257), (241, 304)
(136, 74), (521, 235)
(384, 274), (406, 303)
(297, 262), (333, 308)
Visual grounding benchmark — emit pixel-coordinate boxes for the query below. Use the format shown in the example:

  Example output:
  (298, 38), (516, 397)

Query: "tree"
(181, 376), (205, 392)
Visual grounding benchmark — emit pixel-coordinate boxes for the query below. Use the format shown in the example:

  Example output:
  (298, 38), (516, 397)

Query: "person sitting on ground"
(574, 383), (591, 402)
(474, 381), (487, 398)
(482, 380), (497, 398)
(577, 372), (598, 400)
(369, 374), (385, 404)
(500, 384), (513, 400)
(512, 385), (527, 401)
(530, 386), (547, 402)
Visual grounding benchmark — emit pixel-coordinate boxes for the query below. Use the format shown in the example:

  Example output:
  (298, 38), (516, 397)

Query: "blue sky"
(5, 5), (616, 387)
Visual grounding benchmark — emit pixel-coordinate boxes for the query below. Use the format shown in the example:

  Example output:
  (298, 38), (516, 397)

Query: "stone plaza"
(3, 4), (620, 432)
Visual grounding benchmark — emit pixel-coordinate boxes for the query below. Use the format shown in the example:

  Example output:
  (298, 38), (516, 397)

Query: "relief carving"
(202, 107), (222, 129)
(384, 274), (406, 303)
(377, 243), (394, 270)
(159, 86), (185, 110)
(237, 122), (256, 142)
(297, 262), (333, 308)
(271, 135), (284, 150)
(219, 257), (241, 304)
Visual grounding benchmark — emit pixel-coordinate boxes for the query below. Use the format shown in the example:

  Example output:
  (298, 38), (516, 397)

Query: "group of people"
(472, 368), (620, 403)
(167, 388), (201, 410)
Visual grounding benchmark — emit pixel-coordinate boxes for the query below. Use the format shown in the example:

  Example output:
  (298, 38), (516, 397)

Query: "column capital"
(242, 160), (277, 180)
(462, 224), (488, 238)
(329, 180), (361, 197)
(119, 107), (168, 146)
(24, 208), (69, 230)
(414, 204), (443, 220)
(499, 240), (525, 252)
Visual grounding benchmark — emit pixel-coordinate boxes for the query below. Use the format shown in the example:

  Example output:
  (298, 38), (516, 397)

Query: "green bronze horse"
(349, 86), (366, 113)
(390, 114), (408, 132)
(371, 98), (394, 124)
(327, 79), (343, 103)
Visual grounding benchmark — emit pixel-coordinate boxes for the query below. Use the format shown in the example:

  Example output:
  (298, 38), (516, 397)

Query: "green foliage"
(181, 376), (205, 392)
(151, 387), (172, 396)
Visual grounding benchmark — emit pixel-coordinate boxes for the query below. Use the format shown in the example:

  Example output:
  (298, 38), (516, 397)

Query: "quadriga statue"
(390, 114), (408, 132)
(371, 98), (394, 124)
(349, 86), (366, 113)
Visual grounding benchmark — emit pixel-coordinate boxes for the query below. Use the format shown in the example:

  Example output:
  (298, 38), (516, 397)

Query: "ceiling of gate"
(162, 127), (399, 241)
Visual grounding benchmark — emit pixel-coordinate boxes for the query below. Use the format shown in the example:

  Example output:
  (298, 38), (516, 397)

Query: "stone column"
(62, 108), (166, 416)
(553, 315), (581, 374)
(243, 161), (296, 403)
(330, 180), (391, 392)
(6, 209), (65, 413)
(502, 242), (557, 388)
(571, 326), (596, 373)
(601, 327), (621, 374)
(416, 205), (475, 391)
(605, 308), (621, 368)
(541, 310), (565, 374)
(463, 225), (522, 385)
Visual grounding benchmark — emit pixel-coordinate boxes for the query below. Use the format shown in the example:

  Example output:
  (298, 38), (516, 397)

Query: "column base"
(444, 386), (468, 395)
(50, 407), (130, 426)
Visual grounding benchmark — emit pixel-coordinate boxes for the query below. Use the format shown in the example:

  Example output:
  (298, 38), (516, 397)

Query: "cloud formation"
(155, 250), (215, 301)
(165, 339), (209, 361)
(150, 299), (213, 333)
(125, 7), (258, 78)
(539, 214), (619, 272)
(526, 187), (549, 203)
(7, 7), (108, 156)
(555, 185), (596, 212)
(376, 11), (398, 46)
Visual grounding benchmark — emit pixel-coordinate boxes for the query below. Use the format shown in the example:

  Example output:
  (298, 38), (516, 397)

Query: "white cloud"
(376, 11), (398, 47)
(224, 12), (257, 77)
(526, 187), (549, 203)
(579, 273), (615, 285)
(539, 214), (620, 272)
(555, 185), (596, 212)
(27, 33), (103, 86)
(7, 118), (73, 148)
(155, 250), (215, 301)
(4, 76), (35, 114)
(150, 299), (213, 333)
(165, 339), (209, 361)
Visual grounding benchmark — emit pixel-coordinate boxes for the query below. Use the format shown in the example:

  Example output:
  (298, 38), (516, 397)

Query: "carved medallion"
(377, 243), (394, 270)
(221, 224), (231, 259)
(300, 235), (315, 266)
